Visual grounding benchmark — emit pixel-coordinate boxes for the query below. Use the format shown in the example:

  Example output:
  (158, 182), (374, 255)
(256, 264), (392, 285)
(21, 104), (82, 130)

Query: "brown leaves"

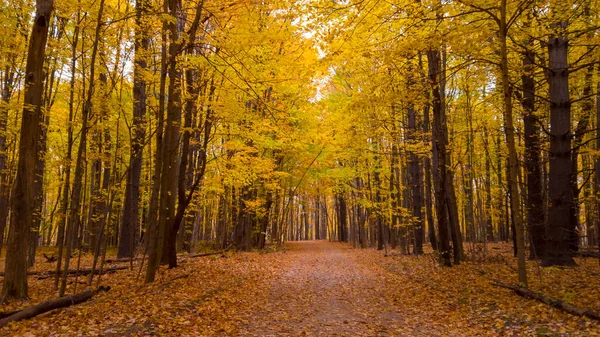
(1, 242), (599, 336)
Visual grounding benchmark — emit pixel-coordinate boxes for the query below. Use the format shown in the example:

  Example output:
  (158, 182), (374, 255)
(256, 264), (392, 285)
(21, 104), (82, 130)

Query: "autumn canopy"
(0, 0), (599, 335)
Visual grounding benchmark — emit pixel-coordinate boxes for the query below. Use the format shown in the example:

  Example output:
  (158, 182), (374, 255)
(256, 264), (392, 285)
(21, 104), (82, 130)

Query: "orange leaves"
(1, 242), (599, 335)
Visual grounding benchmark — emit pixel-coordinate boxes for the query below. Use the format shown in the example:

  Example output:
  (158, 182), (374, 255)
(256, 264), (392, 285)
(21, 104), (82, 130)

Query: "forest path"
(236, 241), (437, 336)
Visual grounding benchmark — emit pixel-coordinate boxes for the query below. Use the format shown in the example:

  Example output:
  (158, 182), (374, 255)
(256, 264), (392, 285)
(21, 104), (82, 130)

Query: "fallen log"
(188, 251), (226, 258)
(0, 266), (129, 279)
(188, 245), (233, 259)
(0, 286), (110, 328)
(104, 257), (142, 264)
(0, 271), (48, 277)
(574, 251), (600, 258)
(491, 281), (600, 321)
(0, 310), (20, 319)
(34, 266), (128, 280)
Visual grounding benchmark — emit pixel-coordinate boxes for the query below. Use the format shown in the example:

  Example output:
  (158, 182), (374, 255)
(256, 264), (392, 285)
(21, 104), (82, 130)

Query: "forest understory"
(0, 241), (598, 336)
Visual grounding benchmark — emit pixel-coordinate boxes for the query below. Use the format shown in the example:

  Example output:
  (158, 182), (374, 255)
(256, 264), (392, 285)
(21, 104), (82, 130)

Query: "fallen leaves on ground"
(1, 242), (599, 336)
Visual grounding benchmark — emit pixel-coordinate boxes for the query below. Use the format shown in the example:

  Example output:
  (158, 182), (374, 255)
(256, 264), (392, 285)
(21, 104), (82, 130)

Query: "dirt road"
(237, 241), (438, 336)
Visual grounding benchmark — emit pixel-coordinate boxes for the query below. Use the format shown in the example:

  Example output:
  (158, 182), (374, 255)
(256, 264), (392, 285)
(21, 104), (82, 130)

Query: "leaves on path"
(1, 242), (599, 336)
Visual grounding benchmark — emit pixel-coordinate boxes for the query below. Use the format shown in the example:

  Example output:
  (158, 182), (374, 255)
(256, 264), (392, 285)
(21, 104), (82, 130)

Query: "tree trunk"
(0, 65), (15, 255)
(595, 63), (600, 256)
(499, 0), (528, 284)
(483, 128), (494, 242)
(60, 0), (105, 296)
(428, 48), (451, 266)
(522, 39), (545, 258)
(336, 191), (348, 243)
(440, 47), (463, 264)
(144, 0), (168, 283)
(1, 0), (53, 301)
(118, 0), (149, 259)
(408, 105), (424, 254)
(55, 16), (79, 290)
(568, 63), (594, 254)
(543, 17), (576, 267)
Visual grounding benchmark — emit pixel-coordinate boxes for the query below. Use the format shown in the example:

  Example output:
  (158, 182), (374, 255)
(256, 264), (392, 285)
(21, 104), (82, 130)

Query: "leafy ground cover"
(1, 241), (599, 336)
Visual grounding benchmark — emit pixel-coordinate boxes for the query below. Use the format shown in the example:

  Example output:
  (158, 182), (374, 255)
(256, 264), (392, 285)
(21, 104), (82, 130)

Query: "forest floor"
(0, 241), (599, 336)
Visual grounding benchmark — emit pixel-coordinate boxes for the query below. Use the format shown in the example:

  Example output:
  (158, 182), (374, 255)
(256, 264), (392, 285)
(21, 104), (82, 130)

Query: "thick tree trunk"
(440, 48), (463, 264)
(522, 41), (544, 259)
(1, 0), (53, 301)
(29, 102), (50, 267)
(543, 21), (577, 267)
(595, 63), (600, 254)
(257, 191), (272, 249)
(446, 171), (463, 263)
(408, 106), (423, 254)
(428, 49), (451, 266)
(336, 192), (348, 243)
(144, 0), (168, 283)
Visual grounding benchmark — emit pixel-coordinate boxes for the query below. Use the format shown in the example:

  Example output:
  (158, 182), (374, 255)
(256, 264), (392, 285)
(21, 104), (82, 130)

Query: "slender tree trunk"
(499, 0), (527, 284)
(55, 17), (79, 289)
(462, 88), (475, 243)
(483, 128), (494, 242)
(568, 63), (594, 254)
(118, 0), (149, 259)
(423, 95), (437, 250)
(60, 0), (105, 296)
(144, 3), (167, 283)
(408, 105), (424, 254)
(0, 66), (15, 255)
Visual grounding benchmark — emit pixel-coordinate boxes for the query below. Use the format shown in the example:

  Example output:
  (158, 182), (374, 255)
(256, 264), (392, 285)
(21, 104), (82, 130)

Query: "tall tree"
(521, 20), (544, 259)
(543, 2), (576, 267)
(1, 0), (54, 301)
(428, 48), (451, 266)
(118, 0), (149, 259)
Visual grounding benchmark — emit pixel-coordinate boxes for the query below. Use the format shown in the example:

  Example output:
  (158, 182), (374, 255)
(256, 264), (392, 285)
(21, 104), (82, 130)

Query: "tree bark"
(428, 48), (451, 266)
(408, 105), (424, 254)
(522, 36), (544, 259)
(568, 62), (594, 254)
(118, 0), (149, 259)
(336, 191), (348, 243)
(543, 16), (577, 267)
(60, 0), (105, 296)
(499, 0), (527, 283)
(1, 0), (53, 301)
